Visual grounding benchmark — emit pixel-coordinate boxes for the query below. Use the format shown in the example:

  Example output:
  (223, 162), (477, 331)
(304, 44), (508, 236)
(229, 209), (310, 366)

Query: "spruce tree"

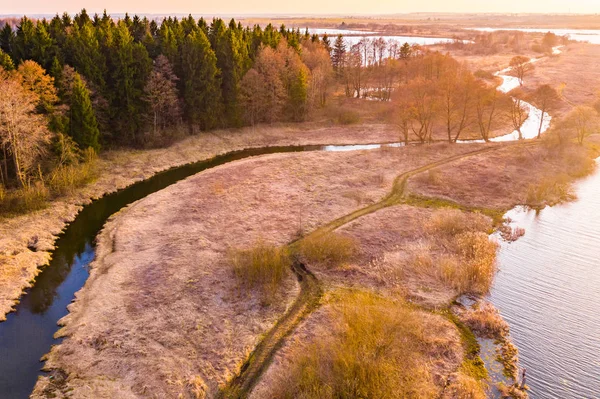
(69, 73), (101, 151)
(181, 30), (222, 131)
(0, 24), (14, 55)
(332, 34), (346, 75)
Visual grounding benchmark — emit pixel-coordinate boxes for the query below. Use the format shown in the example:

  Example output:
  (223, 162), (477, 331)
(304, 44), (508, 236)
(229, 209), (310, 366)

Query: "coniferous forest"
(0, 10), (334, 204)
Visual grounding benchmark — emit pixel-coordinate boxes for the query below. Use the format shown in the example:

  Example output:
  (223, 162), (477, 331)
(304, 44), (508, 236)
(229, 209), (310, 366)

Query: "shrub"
(268, 292), (441, 398)
(426, 208), (491, 237)
(526, 174), (574, 207)
(229, 240), (291, 295)
(336, 109), (361, 125)
(296, 231), (358, 268)
(452, 232), (498, 294)
(0, 182), (49, 215)
(474, 69), (494, 80)
(460, 302), (509, 339)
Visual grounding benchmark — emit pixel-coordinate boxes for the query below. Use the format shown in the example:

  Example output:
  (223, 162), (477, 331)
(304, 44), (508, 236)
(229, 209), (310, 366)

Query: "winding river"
(0, 49), (568, 398)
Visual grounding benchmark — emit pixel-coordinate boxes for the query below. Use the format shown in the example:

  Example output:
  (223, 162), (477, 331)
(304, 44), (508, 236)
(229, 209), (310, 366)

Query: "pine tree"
(69, 73), (100, 151)
(400, 42), (412, 59)
(181, 30), (222, 131)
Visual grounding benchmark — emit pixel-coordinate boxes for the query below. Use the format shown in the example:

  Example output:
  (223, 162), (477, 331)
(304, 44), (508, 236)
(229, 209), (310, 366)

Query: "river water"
(489, 160), (600, 399)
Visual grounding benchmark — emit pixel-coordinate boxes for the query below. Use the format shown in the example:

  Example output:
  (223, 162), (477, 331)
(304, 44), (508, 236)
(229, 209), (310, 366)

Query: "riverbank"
(31, 143), (491, 398)
(0, 122), (399, 321)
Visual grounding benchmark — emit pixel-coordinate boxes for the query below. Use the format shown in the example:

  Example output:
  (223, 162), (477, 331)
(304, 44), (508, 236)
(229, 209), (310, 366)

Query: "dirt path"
(222, 141), (528, 398)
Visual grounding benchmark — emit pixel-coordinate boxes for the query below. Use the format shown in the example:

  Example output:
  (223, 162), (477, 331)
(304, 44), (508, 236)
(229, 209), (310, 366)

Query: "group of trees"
(329, 34), (418, 99)
(0, 10), (334, 192)
(389, 53), (520, 143)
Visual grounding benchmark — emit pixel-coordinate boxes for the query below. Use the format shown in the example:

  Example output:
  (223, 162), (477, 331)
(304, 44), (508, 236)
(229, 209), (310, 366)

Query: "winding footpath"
(221, 50), (565, 397)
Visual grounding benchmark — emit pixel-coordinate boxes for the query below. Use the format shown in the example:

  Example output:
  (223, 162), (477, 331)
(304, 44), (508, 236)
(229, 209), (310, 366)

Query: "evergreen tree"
(0, 24), (14, 55)
(322, 34), (332, 55)
(13, 17), (36, 62)
(400, 42), (412, 59)
(0, 48), (14, 70)
(181, 30), (222, 130)
(69, 73), (100, 151)
(210, 19), (248, 126)
(332, 34), (346, 75)
(106, 22), (151, 143)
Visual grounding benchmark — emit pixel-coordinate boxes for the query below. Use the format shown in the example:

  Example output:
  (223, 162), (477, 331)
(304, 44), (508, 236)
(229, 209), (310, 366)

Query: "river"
(489, 160), (600, 399)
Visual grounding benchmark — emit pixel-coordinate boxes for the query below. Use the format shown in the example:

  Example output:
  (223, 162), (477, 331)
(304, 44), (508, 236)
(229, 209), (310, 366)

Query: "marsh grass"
(461, 302), (509, 339)
(0, 183), (49, 215)
(296, 231), (358, 268)
(229, 240), (292, 296)
(400, 209), (498, 295)
(0, 148), (97, 216)
(426, 208), (491, 236)
(268, 291), (443, 398)
(526, 174), (574, 207)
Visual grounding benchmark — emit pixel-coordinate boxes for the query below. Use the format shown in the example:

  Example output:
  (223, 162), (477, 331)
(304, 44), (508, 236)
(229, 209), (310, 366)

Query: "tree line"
(0, 10), (334, 195)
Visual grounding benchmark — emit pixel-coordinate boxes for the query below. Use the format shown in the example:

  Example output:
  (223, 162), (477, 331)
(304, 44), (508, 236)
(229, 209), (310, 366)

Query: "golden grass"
(526, 174), (574, 207)
(0, 149), (97, 215)
(460, 302), (509, 339)
(267, 291), (444, 399)
(399, 209), (498, 296)
(229, 240), (292, 296)
(0, 182), (49, 214)
(426, 208), (492, 237)
(443, 373), (487, 399)
(296, 231), (358, 268)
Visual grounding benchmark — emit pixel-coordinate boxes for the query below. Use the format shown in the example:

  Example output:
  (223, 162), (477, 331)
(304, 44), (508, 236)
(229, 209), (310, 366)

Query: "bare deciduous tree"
(509, 56), (534, 86)
(143, 55), (181, 144)
(507, 88), (529, 139)
(530, 84), (561, 138)
(0, 73), (50, 187)
(565, 105), (600, 145)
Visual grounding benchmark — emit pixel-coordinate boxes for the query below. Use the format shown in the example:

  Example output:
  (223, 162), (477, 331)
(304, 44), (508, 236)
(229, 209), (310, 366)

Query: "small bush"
(229, 240), (291, 295)
(526, 174), (574, 206)
(474, 69), (494, 80)
(296, 231), (358, 268)
(426, 208), (491, 237)
(47, 160), (97, 196)
(336, 110), (361, 125)
(461, 302), (509, 339)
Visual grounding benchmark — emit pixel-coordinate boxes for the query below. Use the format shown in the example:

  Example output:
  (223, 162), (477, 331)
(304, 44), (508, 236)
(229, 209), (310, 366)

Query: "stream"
(0, 51), (560, 398)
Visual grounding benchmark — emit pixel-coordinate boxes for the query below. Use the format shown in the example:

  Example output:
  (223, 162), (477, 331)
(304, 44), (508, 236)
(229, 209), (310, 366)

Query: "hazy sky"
(4, 0), (600, 16)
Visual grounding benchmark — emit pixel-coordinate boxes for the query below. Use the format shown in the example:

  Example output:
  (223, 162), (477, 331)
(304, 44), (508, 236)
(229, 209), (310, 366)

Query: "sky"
(3, 0), (600, 16)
